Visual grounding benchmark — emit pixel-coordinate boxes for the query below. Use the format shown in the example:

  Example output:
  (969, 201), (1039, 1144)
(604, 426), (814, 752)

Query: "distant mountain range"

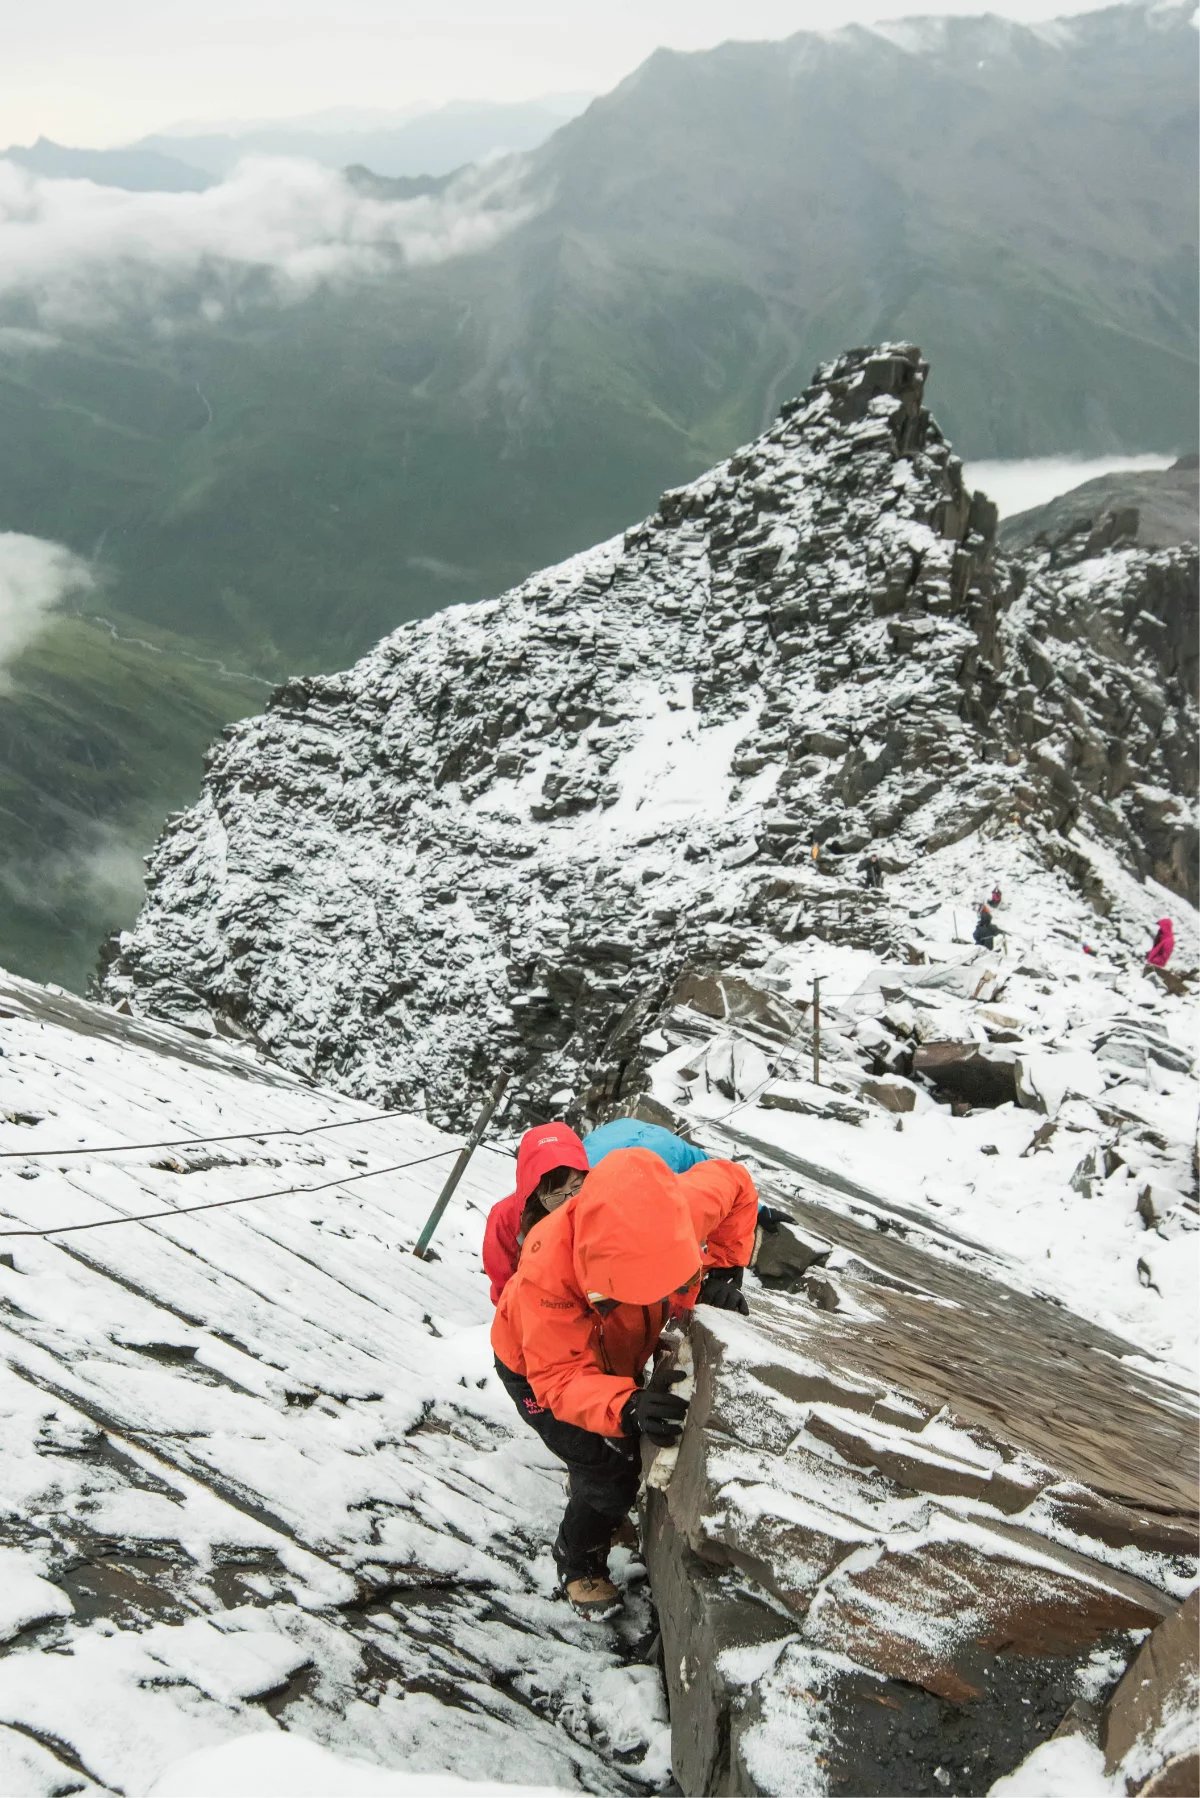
(1, 96), (592, 192)
(137, 95), (592, 179)
(0, 1), (1195, 988)
(1, 136), (212, 191)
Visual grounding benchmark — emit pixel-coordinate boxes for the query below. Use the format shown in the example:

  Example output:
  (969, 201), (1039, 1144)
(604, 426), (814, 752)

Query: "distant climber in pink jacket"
(1146, 918), (1174, 969)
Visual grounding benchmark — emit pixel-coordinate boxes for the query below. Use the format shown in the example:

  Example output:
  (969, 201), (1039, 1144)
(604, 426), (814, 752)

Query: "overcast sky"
(8, 0), (1114, 147)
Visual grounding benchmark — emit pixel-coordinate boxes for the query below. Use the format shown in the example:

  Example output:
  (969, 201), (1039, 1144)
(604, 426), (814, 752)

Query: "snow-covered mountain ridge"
(103, 345), (1197, 1133)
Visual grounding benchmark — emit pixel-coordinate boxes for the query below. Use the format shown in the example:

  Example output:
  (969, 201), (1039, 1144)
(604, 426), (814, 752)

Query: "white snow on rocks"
(148, 1733), (564, 1797)
(101, 349), (1196, 1187)
(0, 970), (668, 1797)
(651, 832), (1198, 1383)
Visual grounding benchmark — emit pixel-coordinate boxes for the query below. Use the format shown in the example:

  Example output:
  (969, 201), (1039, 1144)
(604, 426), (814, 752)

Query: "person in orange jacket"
(491, 1147), (759, 1619)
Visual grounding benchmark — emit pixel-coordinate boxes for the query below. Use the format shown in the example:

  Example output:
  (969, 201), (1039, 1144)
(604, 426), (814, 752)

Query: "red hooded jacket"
(481, 1122), (590, 1304)
(491, 1148), (759, 1436)
(1146, 919), (1174, 969)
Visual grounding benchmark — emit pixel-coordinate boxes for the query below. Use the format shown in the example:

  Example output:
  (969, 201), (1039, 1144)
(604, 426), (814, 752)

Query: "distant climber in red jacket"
(1146, 918), (1175, 970)
(481, 1123), (590, 1304)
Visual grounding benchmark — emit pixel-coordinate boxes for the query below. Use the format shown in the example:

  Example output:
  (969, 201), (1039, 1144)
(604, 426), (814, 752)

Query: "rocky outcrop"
(991, 538), (1198, 899)
(102, 346), (1198, 1127)
(1101, 1589), (1199, 1795)
(911, 1039), (1020, 1106)
(999, 455), (1199, 557)
(643, 1226), (1198, 1796)
(59, 338), (1200, 1792)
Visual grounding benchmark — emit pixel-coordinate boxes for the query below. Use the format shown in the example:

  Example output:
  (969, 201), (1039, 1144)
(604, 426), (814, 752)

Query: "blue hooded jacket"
(583, 1118), (709, 1174)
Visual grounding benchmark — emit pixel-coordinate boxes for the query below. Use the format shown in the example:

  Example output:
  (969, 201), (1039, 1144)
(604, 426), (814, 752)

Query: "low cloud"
(0, 323), (59, 352)
(0, 820), (151, 955)
(0, 532), (94, 680)
(0, 155), (532, 331)
(72, 825), (153, 918)
(965, 454), (1177, 520)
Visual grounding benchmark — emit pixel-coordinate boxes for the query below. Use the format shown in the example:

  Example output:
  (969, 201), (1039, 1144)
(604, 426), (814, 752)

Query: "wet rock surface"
(643, 1248), (1197, 1795)
(1101, 1589), (1199, 1795)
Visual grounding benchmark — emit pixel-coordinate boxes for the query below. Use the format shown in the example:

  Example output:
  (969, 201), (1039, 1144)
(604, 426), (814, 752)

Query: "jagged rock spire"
(103, 346), (1197, 1123)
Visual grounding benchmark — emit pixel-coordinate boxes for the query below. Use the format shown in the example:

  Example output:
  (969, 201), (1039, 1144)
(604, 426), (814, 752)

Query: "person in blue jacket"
(583, 1118), (709, 1173)
(583, 1118), (791, 1239)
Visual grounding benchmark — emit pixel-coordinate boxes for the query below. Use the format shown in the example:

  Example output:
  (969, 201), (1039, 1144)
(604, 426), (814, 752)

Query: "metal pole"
(812, 977), (821, 1088)
(412, 1072), (509, 1258)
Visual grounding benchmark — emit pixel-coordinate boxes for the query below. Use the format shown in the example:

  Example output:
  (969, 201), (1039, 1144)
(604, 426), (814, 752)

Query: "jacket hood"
(1157, 918), (1174, 936)
(514, 1122), (589, 1206)
(571, 1148), (701, 1306)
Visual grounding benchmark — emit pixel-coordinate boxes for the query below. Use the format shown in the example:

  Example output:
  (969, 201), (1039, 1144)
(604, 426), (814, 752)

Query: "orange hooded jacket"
(491, 1147), (758, 1436)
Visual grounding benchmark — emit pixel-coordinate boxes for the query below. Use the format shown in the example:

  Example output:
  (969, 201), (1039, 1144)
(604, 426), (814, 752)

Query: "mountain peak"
(103, 343), (1196, 1127)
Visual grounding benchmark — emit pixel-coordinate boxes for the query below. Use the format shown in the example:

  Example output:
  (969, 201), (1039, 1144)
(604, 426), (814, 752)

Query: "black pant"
(495, 1358), (639, 1581)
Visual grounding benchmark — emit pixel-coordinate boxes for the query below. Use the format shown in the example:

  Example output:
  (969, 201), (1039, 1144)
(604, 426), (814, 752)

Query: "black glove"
(621, 1375), (689, 1446)
(698, 1266), (749, 1314)
(757, 1204), (793, 1235)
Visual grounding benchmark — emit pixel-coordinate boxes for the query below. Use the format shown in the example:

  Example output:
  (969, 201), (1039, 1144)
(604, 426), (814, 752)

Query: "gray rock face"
(988, 535), (1198, 897)
(911, 1039), (1020, 1106)
(643, 1239), (1197, 1795)
(102, 346), (1198, 1126)
(999, 455), (1199, 557)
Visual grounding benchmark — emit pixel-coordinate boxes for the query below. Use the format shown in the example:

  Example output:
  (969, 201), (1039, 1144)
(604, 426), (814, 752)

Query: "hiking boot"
(553, 1534), (623, 1619)
(563, 1571), (623, 1621)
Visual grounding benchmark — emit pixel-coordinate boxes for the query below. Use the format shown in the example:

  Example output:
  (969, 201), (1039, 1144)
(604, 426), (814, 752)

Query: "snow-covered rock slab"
(1100, 1587), (1199, 1794)
(0, 970), (669, 1797)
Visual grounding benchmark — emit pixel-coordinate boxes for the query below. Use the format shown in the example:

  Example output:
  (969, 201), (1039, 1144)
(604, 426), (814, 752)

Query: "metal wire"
(0, 1146), (463, 1240)
(0, 1103), (429, 1163)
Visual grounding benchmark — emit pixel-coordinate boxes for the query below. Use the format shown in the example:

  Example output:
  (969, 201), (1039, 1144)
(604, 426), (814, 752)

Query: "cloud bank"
(0, 532), (94, 680)
(0, 156), (532, 330)
(0, 819), (150, 925)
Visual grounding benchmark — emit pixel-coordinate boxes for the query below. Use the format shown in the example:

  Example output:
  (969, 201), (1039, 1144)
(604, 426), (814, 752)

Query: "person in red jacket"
(1146, 918), (1175, 970)
(491, 1147), (758, 1619)
(482, 1123), (591, 1305)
